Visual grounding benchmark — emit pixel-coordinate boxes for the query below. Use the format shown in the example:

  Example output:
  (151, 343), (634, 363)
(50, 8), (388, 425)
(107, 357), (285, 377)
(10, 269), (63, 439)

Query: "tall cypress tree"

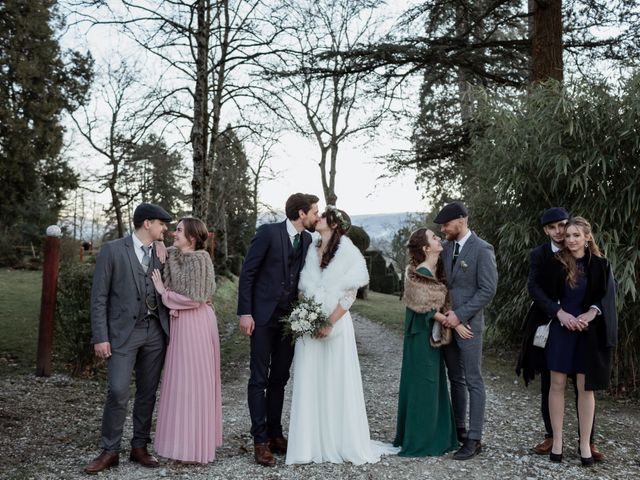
(0, 0), (92, 242)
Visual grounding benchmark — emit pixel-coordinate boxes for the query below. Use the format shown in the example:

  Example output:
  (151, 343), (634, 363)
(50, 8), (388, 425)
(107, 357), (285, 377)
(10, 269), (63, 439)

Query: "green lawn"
(0, 269), (42, 374)
(212, 275), (249, 381)
(351, 289), (405, 336)
(0, 267), (245, 378)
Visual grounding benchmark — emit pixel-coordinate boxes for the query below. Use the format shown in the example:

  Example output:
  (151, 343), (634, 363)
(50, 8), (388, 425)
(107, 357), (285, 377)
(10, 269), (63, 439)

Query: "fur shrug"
(298, 235), (369, 315)
(402, 264), (449, 313)
(163, 246), (215, 302)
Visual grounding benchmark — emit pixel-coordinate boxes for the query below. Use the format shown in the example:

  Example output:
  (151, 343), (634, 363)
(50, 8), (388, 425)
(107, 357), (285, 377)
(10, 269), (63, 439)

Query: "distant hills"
(350, 212), (423, 241)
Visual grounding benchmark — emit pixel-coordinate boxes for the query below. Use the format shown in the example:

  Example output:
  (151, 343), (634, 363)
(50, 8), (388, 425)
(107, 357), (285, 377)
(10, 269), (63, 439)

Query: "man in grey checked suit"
(84, 203), (172, 474)
(435, 201), (498, 461)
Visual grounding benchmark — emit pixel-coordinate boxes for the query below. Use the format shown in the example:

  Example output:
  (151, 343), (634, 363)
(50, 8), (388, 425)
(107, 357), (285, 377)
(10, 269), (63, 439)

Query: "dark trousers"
(540, 369), (595, 442)
(248, 312), (295, 443)
(101, 316), (166, 452)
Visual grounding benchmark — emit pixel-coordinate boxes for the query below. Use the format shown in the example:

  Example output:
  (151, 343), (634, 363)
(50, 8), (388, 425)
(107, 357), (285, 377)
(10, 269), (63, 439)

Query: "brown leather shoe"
(83, 451), (119, 474)
(532, 437), (554, 455)
(254, 442), (276, 467)
(268, 436), (288, 454)
(590, 443), (605, 462)
(129, 446), (160, 468)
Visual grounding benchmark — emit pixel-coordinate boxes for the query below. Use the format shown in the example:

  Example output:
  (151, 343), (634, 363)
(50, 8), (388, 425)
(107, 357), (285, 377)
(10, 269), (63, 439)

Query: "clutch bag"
(533, 320), (552, 348)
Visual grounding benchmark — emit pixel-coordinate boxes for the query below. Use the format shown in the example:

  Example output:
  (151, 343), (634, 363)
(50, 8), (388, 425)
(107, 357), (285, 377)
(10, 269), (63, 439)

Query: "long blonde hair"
(556, 216), (602, 287)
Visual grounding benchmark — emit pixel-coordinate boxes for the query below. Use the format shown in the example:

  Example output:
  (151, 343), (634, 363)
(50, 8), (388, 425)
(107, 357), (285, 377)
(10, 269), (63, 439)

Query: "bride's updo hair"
(320, 206), (351, 269)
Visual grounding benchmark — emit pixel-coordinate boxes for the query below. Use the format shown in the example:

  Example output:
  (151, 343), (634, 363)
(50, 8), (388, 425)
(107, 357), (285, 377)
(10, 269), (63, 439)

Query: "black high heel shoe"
(581, 455), (595, 467)
(549, 450), (563, 463)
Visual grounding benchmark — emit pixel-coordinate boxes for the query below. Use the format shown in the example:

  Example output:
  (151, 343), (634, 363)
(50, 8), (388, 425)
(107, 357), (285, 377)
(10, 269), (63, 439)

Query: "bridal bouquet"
(281, 296), (331, 343)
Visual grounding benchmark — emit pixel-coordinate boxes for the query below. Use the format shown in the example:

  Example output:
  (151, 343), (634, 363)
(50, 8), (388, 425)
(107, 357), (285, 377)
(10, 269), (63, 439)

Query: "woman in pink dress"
(151, 217), (222, 463)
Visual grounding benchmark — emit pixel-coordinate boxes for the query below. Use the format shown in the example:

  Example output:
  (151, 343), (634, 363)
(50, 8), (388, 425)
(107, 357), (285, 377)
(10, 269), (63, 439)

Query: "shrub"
(365, 250), (400, 294)
(55, 262), (96, 376)
(348, 225), (370, 253)
(467, 76), (640, 393)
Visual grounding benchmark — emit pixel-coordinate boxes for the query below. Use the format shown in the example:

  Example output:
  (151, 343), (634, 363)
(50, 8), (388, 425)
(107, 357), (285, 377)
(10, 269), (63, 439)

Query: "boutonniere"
(460, 260), (468, 270)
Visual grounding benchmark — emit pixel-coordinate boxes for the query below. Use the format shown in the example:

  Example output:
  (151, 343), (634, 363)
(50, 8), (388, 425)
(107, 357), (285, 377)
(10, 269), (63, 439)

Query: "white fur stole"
(298, 235), (369, 314)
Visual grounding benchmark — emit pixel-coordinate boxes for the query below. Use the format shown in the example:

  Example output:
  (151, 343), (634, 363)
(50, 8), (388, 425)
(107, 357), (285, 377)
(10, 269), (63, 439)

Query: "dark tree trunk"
(531, 0), (563, 82)
(191, 0), (211, 218)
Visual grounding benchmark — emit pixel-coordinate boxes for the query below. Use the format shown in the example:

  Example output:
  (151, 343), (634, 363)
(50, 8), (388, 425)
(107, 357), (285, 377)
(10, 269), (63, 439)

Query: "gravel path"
(1, 313), (639, 479)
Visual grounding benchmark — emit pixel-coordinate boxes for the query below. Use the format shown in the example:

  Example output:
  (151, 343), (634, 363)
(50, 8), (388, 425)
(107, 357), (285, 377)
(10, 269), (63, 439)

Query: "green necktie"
(293, 233), (301, 250)
(452, 242), (460, 268)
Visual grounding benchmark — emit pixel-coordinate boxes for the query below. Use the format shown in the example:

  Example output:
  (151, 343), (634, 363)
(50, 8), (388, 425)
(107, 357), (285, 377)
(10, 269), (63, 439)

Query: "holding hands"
(440, 310), (474, 340)
(557, 308), (595, 331)
(435, 310), (473, 340)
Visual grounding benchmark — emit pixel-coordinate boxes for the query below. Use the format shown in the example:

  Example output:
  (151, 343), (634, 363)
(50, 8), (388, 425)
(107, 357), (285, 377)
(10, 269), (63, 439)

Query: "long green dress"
(393, 267), (458, 456)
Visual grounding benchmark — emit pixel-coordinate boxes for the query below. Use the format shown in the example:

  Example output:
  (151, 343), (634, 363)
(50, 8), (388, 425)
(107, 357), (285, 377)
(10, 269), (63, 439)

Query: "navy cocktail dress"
(546, 257), (588, 374)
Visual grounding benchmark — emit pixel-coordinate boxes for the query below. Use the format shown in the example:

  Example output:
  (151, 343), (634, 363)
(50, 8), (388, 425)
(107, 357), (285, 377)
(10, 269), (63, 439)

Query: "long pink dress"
(154, 290), (222, 463)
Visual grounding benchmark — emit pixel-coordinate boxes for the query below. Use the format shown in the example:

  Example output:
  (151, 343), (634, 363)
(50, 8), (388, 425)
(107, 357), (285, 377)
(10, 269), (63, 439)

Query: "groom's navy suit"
(238, 220), (312, 443)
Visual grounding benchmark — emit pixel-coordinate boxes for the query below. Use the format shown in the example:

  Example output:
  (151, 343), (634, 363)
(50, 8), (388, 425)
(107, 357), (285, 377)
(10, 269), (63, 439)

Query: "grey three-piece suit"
(90, 235), (170, 452)
(441, 232), (498, 442)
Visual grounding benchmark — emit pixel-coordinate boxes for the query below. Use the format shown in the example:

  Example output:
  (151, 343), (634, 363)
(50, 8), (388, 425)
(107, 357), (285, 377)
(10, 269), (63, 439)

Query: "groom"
(435, 201), (498, 461)
(237, 193), (319, 467)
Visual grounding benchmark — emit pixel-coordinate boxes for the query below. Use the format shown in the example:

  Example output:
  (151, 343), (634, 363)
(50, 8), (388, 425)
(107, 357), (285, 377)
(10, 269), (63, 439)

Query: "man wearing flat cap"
(518, 207), (605, 461)
(434, 201), (497, 460)
(84, 203), (172, 474)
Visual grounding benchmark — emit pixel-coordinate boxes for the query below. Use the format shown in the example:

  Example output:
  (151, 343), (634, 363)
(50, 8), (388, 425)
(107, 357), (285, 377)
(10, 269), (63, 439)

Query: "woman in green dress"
(393, 228), (473, 456)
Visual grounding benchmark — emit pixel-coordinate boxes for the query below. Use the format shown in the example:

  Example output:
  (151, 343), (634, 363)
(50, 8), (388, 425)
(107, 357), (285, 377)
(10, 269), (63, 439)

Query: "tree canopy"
(0, 0), (92, 240)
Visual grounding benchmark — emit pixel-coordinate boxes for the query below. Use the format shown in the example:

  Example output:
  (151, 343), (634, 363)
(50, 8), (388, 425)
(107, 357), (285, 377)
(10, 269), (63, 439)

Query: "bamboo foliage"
(467, 76), (640, 393)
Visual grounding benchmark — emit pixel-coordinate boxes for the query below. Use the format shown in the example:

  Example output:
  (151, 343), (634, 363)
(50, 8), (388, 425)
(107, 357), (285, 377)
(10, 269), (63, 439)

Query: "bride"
(286, 205), (397, 465)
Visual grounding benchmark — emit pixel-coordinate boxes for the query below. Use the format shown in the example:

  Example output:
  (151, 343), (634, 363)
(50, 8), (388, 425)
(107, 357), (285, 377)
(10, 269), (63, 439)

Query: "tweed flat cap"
(541, 207), (569, 226)
(433, 201), (469, 224)
(133, 203), (172, 224)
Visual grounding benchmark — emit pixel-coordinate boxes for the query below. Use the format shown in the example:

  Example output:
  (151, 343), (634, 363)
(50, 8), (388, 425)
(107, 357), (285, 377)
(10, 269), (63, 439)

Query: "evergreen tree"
(207, 126), (254, 274)
(0, 0), (92, 242)
(126, 134), (188, 216)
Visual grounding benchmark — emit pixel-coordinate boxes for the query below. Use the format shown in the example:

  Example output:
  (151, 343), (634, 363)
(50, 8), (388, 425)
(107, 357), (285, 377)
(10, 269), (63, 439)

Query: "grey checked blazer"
(90, 235), (170, 349)
(441, 232), (498, 328)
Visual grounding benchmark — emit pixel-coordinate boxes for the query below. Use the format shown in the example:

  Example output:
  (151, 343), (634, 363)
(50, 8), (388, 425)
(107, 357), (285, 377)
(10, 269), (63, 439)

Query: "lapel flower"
(460, 260), (468, 270)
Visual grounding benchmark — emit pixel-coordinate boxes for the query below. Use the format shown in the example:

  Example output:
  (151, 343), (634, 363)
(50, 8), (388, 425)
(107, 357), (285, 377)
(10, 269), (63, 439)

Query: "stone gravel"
(1, 313), (639, 479)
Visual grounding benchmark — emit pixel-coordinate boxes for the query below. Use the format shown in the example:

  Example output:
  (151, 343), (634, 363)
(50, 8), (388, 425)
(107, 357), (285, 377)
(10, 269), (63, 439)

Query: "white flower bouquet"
(281, 296), (331, 343)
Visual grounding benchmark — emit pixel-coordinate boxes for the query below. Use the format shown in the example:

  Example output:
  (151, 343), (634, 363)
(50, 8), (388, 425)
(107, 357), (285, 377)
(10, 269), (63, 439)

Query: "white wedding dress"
(286, 235), (399, 465)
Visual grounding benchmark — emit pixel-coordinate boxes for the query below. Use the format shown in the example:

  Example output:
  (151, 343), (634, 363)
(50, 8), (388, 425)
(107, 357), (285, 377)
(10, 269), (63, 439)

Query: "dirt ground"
(1, 314), (639, 480)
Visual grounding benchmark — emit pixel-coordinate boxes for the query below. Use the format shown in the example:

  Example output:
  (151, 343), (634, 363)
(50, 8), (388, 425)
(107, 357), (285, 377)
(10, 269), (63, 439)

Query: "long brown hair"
(179, 217), (214, 257)
(556, 216), (602, 287)
(319, 207), (351, 269)
(406, 228), (447, 284)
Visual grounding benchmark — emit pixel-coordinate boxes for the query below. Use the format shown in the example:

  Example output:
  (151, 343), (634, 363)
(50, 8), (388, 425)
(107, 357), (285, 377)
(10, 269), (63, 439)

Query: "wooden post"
(36, 225), (62, 377)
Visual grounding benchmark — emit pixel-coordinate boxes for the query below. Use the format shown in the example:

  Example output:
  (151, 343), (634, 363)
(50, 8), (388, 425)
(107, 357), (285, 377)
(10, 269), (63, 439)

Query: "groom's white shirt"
(456, 229), (472, 252)
(286, 218), (298, 246)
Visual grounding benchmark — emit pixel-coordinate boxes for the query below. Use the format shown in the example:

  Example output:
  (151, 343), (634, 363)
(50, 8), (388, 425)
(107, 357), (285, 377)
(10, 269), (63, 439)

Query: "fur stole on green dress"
(402, 264), (449, 313)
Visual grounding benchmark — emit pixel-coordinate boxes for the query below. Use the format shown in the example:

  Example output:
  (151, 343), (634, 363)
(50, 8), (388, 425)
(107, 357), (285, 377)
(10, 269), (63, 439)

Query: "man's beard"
(305, 223), (316, 233)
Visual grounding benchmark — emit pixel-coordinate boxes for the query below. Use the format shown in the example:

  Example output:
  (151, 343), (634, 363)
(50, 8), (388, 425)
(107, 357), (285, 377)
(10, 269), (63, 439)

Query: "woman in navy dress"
(543, 217), (614, 466)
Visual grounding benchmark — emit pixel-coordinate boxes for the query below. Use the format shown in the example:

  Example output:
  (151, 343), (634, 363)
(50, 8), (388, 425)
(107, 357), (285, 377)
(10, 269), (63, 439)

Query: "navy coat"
(517, 245), (617, 391)
(237, 221), (312, 326)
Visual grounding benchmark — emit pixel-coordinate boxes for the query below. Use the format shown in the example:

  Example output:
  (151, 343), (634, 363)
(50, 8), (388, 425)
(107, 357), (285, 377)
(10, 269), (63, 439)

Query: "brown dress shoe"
(590, 443), (605, 462)
(254, 442), (276, 467)
(84, 451), (119, 474)
(268, 436), (288, 454)
(532, 437), (554, 455)
(129, 446), (160, 468)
